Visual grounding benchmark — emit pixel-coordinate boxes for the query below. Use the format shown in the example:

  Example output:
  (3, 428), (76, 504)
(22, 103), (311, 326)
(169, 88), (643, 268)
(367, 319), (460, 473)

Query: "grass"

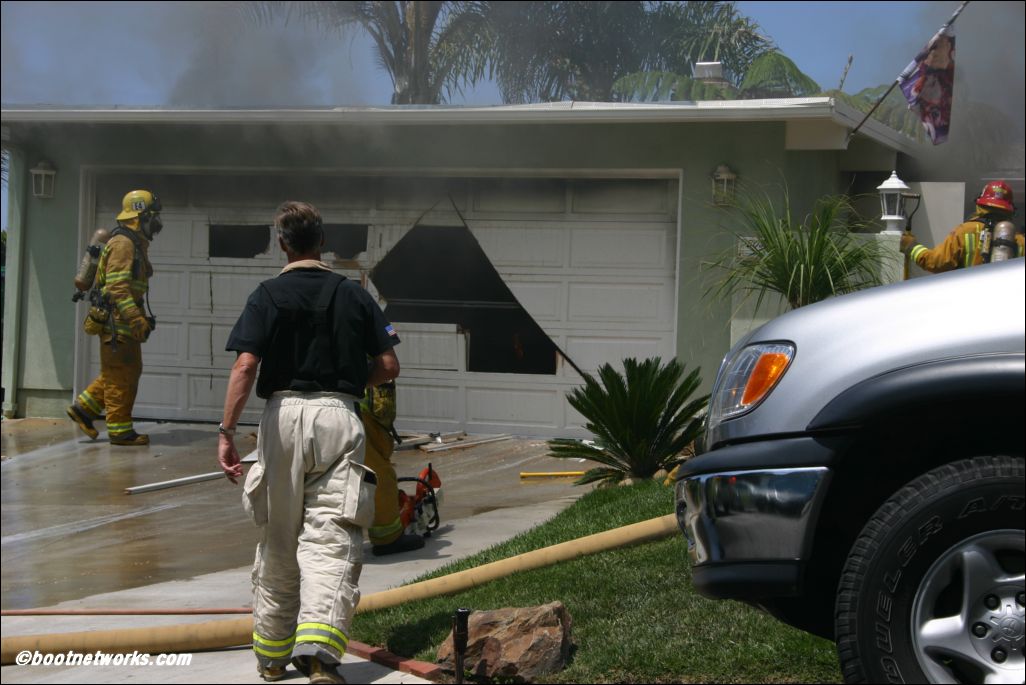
(352, 481), (842, 683)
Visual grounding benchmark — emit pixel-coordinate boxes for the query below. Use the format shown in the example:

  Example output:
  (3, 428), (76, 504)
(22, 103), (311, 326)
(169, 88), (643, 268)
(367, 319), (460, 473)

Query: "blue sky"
(2, 1), (1023, 226)
(0, 1), (983, 106)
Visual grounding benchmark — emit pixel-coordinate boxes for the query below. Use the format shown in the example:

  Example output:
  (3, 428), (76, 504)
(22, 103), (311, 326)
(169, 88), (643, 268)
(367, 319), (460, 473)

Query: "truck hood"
(711, 259), (1026, 443)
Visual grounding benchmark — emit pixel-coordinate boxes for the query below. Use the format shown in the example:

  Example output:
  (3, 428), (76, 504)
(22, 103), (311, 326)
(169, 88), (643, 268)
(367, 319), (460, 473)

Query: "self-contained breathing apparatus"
(72, 226), (157, 348)
(979, 218), (1019, 263)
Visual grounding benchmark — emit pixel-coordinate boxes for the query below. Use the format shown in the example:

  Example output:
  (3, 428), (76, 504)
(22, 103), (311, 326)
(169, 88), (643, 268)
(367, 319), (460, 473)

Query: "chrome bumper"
(675, 467), (831, 566)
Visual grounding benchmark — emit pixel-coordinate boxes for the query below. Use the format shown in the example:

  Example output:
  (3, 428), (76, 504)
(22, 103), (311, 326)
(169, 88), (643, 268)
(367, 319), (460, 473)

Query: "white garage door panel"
(142, 322), (186, 365)
(397, 325), (464, 371)
(567, 281), (674, 325)
(473, 225), (565, 268)
(135, 371), (185, 409)
(192, 272), (274, 314)
(147, 271), (185, 308)
(565, 334), (672, 374)
(145, 216), (193, 261)
(504, 281), (565, 322)
(396, 382), (463, 423)
(188, 322), (240, 369)
(465, 387), (560, 428)
(570, 225), (673, 270)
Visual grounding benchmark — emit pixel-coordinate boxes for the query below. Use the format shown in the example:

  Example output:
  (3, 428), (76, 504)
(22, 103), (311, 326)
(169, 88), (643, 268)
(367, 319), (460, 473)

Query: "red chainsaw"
(397, 463), (442, 537)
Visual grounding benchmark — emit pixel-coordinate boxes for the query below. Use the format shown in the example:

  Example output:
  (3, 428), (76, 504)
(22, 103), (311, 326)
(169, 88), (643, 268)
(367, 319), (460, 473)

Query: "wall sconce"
(711, 164), (736, 205)
(876, 170), (912, 234)
(30, 160), (57, 199)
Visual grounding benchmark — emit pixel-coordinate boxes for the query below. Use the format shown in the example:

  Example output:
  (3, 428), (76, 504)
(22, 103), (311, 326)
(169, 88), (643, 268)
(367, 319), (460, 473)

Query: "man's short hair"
(275, 201), (323, 255)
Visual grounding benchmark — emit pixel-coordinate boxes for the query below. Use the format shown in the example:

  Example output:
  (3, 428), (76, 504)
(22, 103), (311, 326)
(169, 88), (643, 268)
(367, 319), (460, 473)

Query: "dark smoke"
(0, 1), (374, 107)
(897, 1), (1025, 223)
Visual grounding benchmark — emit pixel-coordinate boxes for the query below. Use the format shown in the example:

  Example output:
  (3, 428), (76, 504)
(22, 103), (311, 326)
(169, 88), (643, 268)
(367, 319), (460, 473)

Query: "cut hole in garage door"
(323, 224), (368, 261)
(209, 224), (271, 258)
(371, 224), (560, 375)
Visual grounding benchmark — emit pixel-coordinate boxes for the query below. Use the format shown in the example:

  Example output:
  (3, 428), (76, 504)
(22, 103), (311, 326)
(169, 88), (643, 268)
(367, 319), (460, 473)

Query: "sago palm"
(548, 358), (707, 486)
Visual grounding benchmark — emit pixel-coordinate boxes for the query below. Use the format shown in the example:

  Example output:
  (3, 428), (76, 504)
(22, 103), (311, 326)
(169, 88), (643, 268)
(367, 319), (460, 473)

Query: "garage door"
(82, 176), (678, 438)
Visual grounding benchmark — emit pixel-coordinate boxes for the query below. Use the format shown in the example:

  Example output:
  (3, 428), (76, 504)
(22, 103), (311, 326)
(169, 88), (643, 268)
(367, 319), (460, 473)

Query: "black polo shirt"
(226, 268), (399, 398)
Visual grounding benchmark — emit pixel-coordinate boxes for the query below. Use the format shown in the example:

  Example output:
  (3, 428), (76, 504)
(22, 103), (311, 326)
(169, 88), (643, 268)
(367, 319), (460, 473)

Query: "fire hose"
(0, 514), (677, 664)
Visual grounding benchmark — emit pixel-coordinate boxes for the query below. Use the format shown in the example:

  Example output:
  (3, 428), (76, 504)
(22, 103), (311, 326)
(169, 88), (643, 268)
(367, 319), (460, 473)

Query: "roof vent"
(694, 62), (732, 84)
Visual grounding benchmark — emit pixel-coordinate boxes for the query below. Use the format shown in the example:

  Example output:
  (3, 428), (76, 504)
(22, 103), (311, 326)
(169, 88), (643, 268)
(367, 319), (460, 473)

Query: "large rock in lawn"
(436, 601), (573, 681)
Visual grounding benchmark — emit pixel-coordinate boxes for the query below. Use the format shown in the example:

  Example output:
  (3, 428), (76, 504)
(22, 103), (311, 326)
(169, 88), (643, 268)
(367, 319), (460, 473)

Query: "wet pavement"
(1, 417), (592, 611)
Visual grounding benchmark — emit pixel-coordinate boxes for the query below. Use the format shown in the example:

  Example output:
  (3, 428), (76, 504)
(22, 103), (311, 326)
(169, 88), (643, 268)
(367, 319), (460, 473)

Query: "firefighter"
(901, 181), (1024, 272)
(218, 201), (400, 684)
(67, 190), (162, 446)
(360, 383), (426, 556)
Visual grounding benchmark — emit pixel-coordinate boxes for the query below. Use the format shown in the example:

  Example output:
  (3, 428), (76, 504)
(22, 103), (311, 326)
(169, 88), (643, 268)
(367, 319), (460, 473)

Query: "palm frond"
(704, 185), (896, 312)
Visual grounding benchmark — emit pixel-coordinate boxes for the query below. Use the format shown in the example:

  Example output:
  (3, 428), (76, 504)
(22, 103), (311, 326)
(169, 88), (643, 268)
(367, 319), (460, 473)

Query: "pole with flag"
(846, 1), (970, 145)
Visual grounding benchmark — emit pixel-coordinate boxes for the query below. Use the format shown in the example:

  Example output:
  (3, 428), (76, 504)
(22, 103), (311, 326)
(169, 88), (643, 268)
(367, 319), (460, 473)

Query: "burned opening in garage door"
(209, 224), (271, 258)
(322, 224), (368, 262)
(371, 224), (559, 375)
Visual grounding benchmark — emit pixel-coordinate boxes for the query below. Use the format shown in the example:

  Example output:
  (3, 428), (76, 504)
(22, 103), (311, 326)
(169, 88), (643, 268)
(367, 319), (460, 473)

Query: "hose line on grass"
(0, 514), (678, 664)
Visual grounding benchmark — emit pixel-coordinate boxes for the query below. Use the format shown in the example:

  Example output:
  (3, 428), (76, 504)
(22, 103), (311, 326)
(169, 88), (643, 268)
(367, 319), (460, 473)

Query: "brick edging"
(348, 640), (445, 681)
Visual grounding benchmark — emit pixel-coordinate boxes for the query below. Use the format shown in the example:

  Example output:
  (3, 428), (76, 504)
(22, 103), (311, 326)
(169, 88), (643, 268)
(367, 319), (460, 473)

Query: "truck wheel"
(835, 456), (1024, 684)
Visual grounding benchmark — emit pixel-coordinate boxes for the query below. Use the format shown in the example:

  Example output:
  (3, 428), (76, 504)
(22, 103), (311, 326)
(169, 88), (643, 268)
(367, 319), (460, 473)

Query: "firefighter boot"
(110, 430), (150, 446)
(308, 658), (346, 684)
(66, 403), (99, 440)
(371, 533), (425, 557)
(256, 663), (287, 682)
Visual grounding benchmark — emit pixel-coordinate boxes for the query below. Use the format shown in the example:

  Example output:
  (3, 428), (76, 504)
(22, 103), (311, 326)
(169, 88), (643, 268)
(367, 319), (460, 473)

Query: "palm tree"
(249, 1), (490, 104)
(647, 1), (772, 87)
(705, 186), (894, 312)
(548, 358), (707, 486)
(483, 1), (650, 103)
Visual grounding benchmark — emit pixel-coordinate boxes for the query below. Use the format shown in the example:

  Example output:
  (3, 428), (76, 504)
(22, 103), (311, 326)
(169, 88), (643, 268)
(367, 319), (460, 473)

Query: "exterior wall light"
(712, 164), (737, 205)
(30, 160), (57, 199)
(876, 170), (911, 234)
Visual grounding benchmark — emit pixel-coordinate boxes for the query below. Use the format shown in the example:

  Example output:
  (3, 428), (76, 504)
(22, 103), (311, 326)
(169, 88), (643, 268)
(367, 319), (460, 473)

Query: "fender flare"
(807, 353), (1025, 431)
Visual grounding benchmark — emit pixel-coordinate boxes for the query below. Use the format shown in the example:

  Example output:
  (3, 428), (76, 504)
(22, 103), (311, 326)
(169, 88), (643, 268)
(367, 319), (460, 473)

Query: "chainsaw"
(397, 463), (442, 537)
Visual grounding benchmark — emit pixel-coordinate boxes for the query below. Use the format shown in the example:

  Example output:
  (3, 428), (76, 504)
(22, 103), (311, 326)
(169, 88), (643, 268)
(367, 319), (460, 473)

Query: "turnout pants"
(76, 338), (143, 438)
(362, 416), (403, 546)
(246, 392), (377, 668)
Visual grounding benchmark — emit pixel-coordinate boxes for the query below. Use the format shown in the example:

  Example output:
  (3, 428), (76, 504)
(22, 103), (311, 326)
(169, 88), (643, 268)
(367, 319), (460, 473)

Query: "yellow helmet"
(116, 189), (162, 221)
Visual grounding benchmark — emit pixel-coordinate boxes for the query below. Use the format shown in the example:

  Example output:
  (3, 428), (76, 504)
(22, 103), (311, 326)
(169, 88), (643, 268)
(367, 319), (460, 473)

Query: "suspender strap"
(312, 273), (343, 381)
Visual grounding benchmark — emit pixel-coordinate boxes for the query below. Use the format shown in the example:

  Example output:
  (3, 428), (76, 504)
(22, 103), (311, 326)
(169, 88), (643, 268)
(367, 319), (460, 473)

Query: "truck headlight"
(709, 342), (795, 424)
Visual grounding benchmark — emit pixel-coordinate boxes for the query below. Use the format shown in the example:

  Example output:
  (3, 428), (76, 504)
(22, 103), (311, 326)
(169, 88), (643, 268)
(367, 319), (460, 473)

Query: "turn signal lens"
(710, 343), (795, 423)
(741, 352), (792, 406)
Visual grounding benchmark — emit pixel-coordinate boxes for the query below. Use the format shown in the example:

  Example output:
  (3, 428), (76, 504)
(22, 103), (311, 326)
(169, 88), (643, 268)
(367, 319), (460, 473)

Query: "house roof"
(0, 97), (917, 155)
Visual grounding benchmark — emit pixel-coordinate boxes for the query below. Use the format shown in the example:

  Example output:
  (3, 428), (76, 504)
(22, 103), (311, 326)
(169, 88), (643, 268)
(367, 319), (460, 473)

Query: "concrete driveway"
(1, 417), (594, 683)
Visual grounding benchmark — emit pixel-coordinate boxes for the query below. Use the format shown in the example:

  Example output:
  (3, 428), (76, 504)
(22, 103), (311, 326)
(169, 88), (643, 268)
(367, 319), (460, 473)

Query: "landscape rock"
(437, 601), (573, 682)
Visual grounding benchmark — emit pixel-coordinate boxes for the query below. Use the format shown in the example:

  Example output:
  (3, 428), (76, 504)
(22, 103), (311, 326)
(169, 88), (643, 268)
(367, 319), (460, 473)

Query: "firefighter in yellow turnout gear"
(901, 181), (1024, 272)
(67, 190), (162, 446)
(360, 382), (426, 556)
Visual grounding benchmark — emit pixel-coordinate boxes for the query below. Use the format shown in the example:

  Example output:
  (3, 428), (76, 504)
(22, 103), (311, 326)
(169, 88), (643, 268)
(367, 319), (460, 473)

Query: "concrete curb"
(348, 641), (445, 682)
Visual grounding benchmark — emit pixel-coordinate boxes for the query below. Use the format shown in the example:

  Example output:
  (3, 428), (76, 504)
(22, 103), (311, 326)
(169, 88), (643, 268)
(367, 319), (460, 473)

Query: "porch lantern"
(30, 160), (56, 199)
(711, 164), (737, 205)
(876, 170), (911, 234)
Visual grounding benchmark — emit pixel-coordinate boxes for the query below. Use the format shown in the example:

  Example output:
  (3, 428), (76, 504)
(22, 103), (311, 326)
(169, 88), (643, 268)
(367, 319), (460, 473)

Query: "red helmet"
(976, 181), (1015, 213)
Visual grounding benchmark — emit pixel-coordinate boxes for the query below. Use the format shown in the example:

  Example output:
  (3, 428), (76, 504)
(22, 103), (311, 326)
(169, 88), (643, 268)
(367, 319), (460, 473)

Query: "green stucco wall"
(4, 118), (853, 418)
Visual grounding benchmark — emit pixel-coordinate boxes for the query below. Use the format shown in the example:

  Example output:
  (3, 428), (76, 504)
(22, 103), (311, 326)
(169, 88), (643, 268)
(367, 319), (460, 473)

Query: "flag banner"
(898, 25), (956, 145)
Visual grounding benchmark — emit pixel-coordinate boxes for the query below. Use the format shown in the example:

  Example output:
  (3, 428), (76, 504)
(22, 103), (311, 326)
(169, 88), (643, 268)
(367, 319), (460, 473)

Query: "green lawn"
(353, 480), (842, 683)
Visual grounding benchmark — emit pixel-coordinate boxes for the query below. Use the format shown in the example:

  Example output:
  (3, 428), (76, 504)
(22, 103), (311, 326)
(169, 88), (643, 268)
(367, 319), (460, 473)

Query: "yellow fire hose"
(1, 514), (678, 664)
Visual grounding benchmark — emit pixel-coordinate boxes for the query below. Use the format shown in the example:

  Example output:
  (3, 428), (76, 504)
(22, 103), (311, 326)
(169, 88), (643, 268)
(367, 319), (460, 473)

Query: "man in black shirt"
(218, 201), (399, 684)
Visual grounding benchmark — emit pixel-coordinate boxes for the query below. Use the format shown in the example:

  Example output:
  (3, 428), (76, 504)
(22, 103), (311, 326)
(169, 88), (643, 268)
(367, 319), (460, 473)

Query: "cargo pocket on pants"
(243, 462), (269, 526)
(340, 461), (377, 529)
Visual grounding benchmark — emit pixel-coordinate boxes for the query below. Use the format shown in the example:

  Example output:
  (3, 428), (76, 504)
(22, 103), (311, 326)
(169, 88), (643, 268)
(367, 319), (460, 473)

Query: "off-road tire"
(835, 456), (1025, 683)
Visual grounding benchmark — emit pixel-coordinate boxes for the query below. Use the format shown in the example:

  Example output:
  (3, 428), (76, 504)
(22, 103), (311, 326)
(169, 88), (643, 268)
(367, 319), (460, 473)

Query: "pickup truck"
(675, 258), (1024, 684)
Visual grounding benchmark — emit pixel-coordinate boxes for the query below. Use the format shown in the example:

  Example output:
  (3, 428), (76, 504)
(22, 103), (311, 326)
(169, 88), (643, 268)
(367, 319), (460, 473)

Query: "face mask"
(141, 214), (163, 240)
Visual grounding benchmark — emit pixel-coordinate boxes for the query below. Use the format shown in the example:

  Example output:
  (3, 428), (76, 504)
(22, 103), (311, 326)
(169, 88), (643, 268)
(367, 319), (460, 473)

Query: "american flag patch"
(385, 325), (398, 338)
